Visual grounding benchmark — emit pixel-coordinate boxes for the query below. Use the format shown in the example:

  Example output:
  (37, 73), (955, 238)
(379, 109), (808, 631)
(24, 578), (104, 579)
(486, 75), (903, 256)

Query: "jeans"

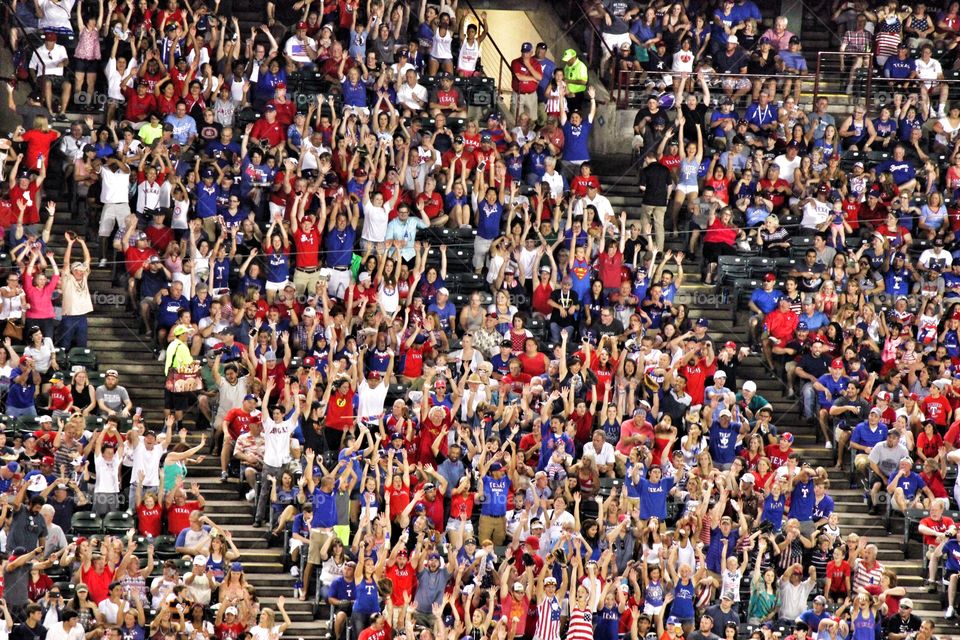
(6, 404), (36, 419)
(255, 463), (282, 523)
(58, 315), (88, 351)
(801, 383), (818, 420)
(549, 322), (574, 344)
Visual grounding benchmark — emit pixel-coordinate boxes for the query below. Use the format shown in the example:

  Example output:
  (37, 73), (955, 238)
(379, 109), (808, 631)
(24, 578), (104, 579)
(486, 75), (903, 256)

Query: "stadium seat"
(103, 510), (135, 534)
(71, 511), (103, 535)
(67, 348), (98, 371)
(152, 534), (178, 559)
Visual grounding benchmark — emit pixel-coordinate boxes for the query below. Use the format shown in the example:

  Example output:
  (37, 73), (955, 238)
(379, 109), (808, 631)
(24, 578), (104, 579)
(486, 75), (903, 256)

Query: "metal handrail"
(459, 0), (513, 102)
(612, 69), (818, 109)
(554, 0), (615, 79)
(0, 0), (45, 77)
(796, 0), (843, 46)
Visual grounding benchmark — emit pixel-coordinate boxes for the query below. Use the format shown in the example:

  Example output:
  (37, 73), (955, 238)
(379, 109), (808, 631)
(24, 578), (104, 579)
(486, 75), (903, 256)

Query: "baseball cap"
(521, 42), (532, 53)
(45, 31), (57, 41)
(727, 35), (738, 44)
(297, 21), (308, 29)
(696, 318), (709, 327)
(41, 456), (54, 466)
(830, 358), (844, 369)
(243, 393), (258, 402)
(780, 432), (794, 444)
(741, 472), (755, 484)
(714, 370), (727, 379)
(900, 598), (914, 609)
(763, 272), (776, 282)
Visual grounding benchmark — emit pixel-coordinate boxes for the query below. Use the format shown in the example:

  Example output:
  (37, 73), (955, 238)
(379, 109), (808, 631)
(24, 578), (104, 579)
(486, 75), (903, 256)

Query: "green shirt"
(164, 340), (194, 375)
(564, 60), (588, 93)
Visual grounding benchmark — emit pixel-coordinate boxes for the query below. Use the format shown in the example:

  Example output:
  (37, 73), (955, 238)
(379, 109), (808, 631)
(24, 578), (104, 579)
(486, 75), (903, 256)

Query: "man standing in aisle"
(511, 43), (542, 121)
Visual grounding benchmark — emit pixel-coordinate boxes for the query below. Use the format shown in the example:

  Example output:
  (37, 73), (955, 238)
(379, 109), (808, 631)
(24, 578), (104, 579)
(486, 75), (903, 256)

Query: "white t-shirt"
(260, 413), (295, 468)
(800, 199), (831, 229)
(105, 57), (137, 101)
(99, 166), (132, 204)
(583, 441), (616, 467)
(98, 598), (129, 625)
(773, 154), (802, 185)
(94, 454), (122, 493)
(45, 622), (85, 640)
(30, 44), (70, 77)
(361, 200), (389, 242)
(249, 624), (283, 640)
(285, 35), (317, 64)
(357, 379), (389, 421)
(38, 0), (75, 31)
(396, 82), (428, 111)
(131, 441), (166, 488)
(916, 57), (943, 82)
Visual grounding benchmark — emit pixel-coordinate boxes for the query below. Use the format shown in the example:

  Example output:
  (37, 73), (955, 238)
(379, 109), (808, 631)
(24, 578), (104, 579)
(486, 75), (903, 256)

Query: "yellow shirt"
(138, 123), (163, 146)
(564, 60), (588, 93)
(164, 339), (194, 375)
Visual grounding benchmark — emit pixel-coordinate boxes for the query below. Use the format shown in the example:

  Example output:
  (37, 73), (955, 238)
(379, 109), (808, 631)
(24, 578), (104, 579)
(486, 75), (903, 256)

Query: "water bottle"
(293, 580), (302, 599)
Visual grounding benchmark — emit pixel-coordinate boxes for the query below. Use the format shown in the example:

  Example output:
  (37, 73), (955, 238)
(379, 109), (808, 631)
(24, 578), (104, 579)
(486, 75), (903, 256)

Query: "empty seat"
(103, 510), (135, 534)
(71, 511), (103, 535)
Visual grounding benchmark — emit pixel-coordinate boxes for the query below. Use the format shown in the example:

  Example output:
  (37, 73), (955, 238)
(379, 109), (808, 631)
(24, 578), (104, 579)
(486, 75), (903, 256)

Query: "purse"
(165, 361), (203, 393)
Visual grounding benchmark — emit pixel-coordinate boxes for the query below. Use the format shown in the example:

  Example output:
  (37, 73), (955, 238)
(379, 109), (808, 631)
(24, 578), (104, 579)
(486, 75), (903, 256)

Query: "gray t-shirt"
(868, 442), (909, 478)
(7, 505), (48, 551)
(602, 0), (636, 35)
(415, 567), (450, 613)
(96, 384), (130, 413)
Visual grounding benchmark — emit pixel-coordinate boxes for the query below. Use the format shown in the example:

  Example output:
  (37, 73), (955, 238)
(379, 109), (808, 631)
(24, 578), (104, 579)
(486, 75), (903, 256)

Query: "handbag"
(3, 319), (23, 341)
(164, 346), (202, 392)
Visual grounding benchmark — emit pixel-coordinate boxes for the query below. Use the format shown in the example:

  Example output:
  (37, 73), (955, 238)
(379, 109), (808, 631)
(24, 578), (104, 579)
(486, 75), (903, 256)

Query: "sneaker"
(98, 258), (107, 268)
(290, 566), (300, 577)
(245, 489), (256, 501)
(825, 441), (833, 450)
(220, 471), (228, 482)
(252, 519), (263, 528)
(54, 113), (68, 122)
(946, 606), (955, 618)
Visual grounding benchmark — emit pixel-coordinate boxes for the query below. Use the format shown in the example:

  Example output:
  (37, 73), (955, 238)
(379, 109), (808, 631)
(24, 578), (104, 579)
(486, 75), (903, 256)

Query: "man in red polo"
(249, 104), (285, 153)
(510, 42), (542, 119)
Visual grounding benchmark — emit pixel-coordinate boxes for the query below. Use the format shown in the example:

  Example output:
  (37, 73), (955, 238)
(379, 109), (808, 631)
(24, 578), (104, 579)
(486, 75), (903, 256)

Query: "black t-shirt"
(11, 621), (45, 640)
(638, 162), (672, 206)
(680, 102), (709, 140)
(715, 48), (749, 74)
(797, 353), (829, 380)
(549, 288), (579, 326)
(634, 107), (671, 132)
(885, 614), (921, 637)
(591, 318), (624, 340)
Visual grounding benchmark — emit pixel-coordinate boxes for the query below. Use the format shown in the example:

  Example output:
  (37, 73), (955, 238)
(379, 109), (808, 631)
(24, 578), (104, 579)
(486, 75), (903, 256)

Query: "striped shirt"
(534, 596), (562, 640)
(568, 608), (594, 640)
(852, 558), (884, 592)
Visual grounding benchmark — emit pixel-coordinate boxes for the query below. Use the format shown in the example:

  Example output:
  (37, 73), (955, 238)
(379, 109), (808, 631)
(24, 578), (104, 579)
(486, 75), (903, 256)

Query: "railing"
(459, 0), (513, 105)
(812, 51), (873, 110)
(611, 69), (817, 110)
(0, 0), (45, 77)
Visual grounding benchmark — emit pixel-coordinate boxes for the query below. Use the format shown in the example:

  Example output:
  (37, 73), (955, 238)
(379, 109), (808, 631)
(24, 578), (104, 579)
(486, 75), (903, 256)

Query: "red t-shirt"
(596, 250), (624, 289)
(357, 623), (392, 640)
(680, 358), (716, 405)
(826, 559), (850, 594)
(922, 394), (952, 426)
(215, 622), (246, 640)
(326, 390), (356, 431)
(401, 342), (430, 379)
(571, 175), (600, 198)
(47, 384), (72, 411)
(224, 408), (259, 440)
(919, 515), (955, 545)
(167, 499), (200, 535)
(137, 503), (163, 537)
(510, 57), (542, 94)
(416, 191), (444, 219)
(22, 129), (59, 171)
(10, 181), (40, 225)
(385, 563), (416, 605)
(250, 118), (286, 148)
(293, 226), (321, 270)
(125, 246), (158, 276)
(764, 444), (793, 469)
(80, 564), (115, 603)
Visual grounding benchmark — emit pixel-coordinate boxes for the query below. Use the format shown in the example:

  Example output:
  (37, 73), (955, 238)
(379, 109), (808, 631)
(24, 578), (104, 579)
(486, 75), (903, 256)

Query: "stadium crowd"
(2, 2), (960, 640)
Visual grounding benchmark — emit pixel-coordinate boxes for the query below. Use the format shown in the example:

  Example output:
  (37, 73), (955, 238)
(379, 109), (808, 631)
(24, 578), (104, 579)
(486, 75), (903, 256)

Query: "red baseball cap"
(525, 536), (540, 550)
(763, 272), (776, 282)
(724, 341), (736, 350)
(830, 358), (844, 369)
(41, 456), (54, 466)
(297, 21), (308, 29)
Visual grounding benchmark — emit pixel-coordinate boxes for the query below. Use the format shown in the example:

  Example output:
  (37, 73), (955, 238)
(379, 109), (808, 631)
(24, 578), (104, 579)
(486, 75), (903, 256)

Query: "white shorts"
(266, 279), (289, 293)
(676, 184), (699, 195)
(99, 202), (131, 237)
(643, 603), (664, 616)
(289, 538), (304, 553)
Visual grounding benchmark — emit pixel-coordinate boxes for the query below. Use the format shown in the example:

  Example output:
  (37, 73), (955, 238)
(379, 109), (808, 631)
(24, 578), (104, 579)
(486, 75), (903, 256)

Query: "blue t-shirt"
(812, 494), (834, 521)
(341, 78), (367, 108)
(157, 294), (189, 329)
(750, 288), (782, 314)
(761, 493), (786, 531)
(354, 577), (381, 613)
(6, 368), (35, 409)
(595, 606), (621, 640)
(790, 478), (815, 521)
(706, 526), (739, 574)
(328, 576), (355, 602)
(708, 420), (740, 465)
(851, 422), (889, 450)
(815, 374), (848, 407)
(310, 487), (338, 528)
(888, 470), (925, 499)
(561, 120), (592, 163)
(476, 199), (504, 240)
(942, 539), (960, 571)
(672, 580), (696, 620)
(884, 56), (915, 79)
(481, 475), (511, 516)
(876, 159), (916, 186)
(638, 476), (675, 520)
